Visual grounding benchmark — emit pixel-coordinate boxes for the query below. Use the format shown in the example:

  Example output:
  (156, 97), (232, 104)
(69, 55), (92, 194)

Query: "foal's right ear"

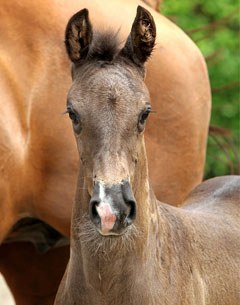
(65, 9), (93, 63)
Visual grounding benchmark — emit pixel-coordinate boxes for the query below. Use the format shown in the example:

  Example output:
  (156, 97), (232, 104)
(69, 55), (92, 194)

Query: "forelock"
(86, 30), (121, 62)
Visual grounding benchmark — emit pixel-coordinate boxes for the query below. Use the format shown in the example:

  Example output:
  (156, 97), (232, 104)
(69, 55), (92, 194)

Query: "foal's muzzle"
(89, 180), (136, 235)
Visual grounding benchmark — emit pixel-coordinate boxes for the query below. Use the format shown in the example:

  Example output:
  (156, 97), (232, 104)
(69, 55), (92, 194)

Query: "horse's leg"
(0, 243), (69, 305)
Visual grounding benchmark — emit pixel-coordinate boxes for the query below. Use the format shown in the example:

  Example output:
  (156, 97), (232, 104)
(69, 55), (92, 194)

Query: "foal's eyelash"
(62, 106), (73, 115)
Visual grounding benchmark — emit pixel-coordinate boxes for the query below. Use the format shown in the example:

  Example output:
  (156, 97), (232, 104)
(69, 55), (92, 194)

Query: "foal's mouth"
(96, 226), (128, 237)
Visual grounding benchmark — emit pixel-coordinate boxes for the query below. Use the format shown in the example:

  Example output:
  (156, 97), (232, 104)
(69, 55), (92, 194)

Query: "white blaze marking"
(97, 183), (116, 235)
(99, 183), (106, 201)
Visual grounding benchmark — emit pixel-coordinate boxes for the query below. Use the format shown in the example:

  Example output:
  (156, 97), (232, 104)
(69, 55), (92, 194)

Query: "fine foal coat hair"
(55, 7), (240, 305)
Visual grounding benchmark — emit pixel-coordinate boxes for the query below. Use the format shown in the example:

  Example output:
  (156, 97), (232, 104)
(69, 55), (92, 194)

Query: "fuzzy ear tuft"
(120, 6), (156, 66)
(65, 8), (93, 63)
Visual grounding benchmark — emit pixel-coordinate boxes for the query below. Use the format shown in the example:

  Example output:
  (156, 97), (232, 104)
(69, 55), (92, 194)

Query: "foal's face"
(67, 62), (151, 235)
(65, 6), (156, 235)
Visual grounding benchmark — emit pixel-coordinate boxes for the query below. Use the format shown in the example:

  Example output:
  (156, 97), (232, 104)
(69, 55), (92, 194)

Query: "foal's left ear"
(120, 6), (156, 66)
(65, 8), (93, 63)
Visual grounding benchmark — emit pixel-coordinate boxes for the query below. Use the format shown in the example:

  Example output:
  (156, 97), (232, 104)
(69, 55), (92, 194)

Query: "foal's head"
(65, 6), (156, 237)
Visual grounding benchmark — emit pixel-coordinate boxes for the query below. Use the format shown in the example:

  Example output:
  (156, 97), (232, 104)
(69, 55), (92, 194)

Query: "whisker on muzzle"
(74, 214), (142, 260)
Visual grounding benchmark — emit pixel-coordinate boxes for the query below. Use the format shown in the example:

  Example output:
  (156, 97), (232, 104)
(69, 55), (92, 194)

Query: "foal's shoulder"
(182, 176), (240, 213)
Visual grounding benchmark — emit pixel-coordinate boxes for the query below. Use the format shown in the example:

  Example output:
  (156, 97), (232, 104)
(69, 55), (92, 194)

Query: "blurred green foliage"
(161, 1), (240, 178)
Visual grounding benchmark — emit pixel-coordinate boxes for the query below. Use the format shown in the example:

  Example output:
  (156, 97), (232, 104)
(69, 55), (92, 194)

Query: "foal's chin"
(77, 216), (139, 257)
(97, 228), (127, 237)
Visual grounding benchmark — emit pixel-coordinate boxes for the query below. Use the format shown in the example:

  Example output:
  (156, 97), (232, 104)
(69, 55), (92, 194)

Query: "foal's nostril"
(121, 180), (137, 225)
(89, 199), (101, 225)
(125, 199), (136, 224)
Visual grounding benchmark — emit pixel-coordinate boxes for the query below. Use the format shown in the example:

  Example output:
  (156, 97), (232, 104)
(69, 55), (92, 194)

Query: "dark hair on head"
(86, 30), (121, 62)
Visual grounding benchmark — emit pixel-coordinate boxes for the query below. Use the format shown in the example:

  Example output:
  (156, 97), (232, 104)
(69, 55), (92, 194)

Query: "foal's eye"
(68, 110), (79, 124)
(66, 106), (82, 134)
(138, 107), (151, 132)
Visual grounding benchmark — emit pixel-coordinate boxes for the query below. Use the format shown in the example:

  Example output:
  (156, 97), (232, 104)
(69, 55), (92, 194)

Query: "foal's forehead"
(69, 63), (150, 107)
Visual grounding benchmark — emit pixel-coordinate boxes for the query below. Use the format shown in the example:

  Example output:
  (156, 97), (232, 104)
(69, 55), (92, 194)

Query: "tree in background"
(143, 0), (161, 11)
(160, 1), (239, 178)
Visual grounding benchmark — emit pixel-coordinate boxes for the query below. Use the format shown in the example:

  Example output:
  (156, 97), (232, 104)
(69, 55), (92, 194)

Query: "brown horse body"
(0, 0), (210, 242)
(0, 0), (210, 304)
(55, 7), (240, 305)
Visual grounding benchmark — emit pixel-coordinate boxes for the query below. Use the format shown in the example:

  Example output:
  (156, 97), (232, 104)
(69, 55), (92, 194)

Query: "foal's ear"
(65, 9), (93, 63)
(120, 6), (156, 66)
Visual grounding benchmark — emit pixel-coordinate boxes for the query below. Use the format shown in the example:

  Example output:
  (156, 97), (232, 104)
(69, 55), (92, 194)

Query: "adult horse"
(0, 0), (210, 304)
(55, 7), (240, 304)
